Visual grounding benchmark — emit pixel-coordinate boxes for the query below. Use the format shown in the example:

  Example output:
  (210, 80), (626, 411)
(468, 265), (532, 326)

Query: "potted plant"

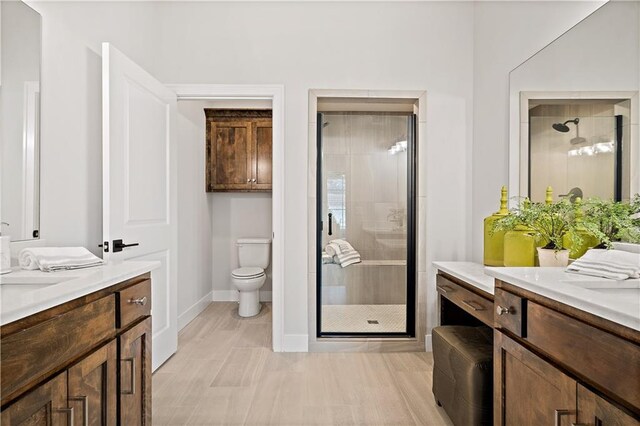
(581, 195), (640, 248)
(493, 197), (581, 267)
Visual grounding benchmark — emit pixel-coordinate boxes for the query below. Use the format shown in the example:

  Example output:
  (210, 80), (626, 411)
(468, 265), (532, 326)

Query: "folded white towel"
(566, 249), (640, 280)
(331, 239), (355, 253)
(19, 247), (104, 272)
(325, 242), (342, 257)
(322, 252), (335, 264)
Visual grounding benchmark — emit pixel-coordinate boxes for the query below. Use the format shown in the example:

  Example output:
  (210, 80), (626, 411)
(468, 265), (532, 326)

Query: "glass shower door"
(316, 112), (416, 337)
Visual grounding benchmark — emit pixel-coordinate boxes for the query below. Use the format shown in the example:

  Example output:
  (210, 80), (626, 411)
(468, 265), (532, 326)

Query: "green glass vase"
(484, 186), (509, 266)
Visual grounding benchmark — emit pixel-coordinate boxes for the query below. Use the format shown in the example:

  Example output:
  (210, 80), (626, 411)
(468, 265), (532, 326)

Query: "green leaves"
(582, 195), (640, 247)
(491, 195), (640, 251)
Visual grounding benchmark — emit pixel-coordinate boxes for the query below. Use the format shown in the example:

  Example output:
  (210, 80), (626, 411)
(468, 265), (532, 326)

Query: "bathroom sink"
(0, 274), (79, 286)
(560, 279), (640, 290)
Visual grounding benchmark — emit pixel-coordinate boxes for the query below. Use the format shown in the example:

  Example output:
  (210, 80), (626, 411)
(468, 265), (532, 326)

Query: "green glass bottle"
(484, 186), (509, 266)
(562, 197), (599, 259)
(503, 197), (547, 267)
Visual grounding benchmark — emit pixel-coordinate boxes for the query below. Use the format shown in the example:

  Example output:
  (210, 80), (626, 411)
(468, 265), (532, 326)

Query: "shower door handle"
(328, 213), (333, 236)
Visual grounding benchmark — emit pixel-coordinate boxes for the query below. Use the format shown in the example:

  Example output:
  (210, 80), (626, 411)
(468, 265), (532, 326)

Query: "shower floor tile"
(321, 304), (406, 333)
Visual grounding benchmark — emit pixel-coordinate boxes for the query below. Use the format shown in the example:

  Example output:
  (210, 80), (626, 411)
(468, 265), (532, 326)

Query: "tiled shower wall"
(321, 113), (408, 261)
(529, 101), (631, 201)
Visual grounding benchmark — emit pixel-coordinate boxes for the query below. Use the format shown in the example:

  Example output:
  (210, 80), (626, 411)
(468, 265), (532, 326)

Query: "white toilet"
(231, 238), (271, 317)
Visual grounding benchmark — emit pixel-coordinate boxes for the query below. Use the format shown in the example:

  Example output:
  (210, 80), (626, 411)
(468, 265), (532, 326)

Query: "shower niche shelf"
(205, 109), (272, 192)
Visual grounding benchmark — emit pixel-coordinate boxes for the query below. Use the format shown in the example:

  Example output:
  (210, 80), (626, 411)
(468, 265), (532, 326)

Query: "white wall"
(24, 0), (607, 349)
(175, 100), (214, 328)
(153, 1), (475, 347)
(471, 1), (606, 262)
(30, 1), (160, 256)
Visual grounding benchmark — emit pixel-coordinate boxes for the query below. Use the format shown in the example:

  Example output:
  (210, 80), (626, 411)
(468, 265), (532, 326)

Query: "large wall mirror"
(0, 0), (42, 241)
(509, 1), (640, 203)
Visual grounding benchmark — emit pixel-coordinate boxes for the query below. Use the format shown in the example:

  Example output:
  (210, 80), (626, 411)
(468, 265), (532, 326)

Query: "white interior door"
(102, 42), (177, 371)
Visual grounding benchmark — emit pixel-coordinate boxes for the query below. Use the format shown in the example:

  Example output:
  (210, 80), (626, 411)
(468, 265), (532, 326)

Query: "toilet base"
(238, 290), (261, 317)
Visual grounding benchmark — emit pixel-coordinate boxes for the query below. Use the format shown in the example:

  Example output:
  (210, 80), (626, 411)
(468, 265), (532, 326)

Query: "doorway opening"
(316, 100), (417, 338)
(169, 84), (285, 352)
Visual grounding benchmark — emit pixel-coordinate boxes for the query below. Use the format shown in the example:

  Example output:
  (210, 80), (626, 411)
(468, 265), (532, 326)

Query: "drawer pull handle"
(496, 305), (512, 316)
(129, 296), (147, 306)
(121, 357), (136, 395)
(437, 285), (454, 294)
(554, 409), (571, 426)
(55, 407), (74, 426)
(461, 300), (486, 311)
(69, 396), (89, 426)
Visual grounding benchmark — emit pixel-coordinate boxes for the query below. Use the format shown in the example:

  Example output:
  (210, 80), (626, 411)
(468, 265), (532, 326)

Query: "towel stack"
(566, 249), (640, 280)
(19, 247), (105, 272)
(325, 239), (361, 268)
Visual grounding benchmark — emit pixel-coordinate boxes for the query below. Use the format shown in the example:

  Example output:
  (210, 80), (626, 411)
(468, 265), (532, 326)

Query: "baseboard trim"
(178, 291), (213, 331)
(425, 334), (432, 352)
(282, 334), (309, 352)
(211, 289), (272, 302)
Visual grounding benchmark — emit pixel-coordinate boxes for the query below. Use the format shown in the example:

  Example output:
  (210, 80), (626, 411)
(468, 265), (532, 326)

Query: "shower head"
(552, 118), (580, 133)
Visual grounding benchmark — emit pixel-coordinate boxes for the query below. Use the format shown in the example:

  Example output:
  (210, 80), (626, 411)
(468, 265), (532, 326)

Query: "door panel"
(494, 331), (577, 425)
(119, 318), (152, 426)
(1, 373), (68, 426)
(253, 122), (272, 190)
(212, 121), (252, 190)
(102, 42), (177, 371)
(577, 384), (640, 425)
(68, 340), (117, 426)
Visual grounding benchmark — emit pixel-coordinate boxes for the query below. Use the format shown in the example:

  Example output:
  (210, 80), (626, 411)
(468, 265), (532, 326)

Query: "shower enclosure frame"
(315, 111), (417, 338)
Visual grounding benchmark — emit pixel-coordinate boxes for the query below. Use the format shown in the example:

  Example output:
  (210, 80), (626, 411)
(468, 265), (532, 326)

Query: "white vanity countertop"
(432, 261), (495, 295)
(0, 261), (160, 326)
(485, 267), (640, 332)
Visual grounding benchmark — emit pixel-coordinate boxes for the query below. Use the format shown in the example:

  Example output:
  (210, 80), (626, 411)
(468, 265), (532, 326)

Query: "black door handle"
(328, 213), (333, 236)
(113, 239), (139, 253)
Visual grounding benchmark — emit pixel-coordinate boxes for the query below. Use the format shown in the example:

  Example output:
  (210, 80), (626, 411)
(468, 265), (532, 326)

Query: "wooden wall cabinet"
(205, 109), (272, 192)
(1, 274), (152, 426)
(494, 284), (640, 426)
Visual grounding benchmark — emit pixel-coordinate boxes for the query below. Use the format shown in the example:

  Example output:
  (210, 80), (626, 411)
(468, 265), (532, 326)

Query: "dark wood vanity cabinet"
(205, 109), (272, 192)
(0, 273), (152, 426)
(494, 284), (640, 426)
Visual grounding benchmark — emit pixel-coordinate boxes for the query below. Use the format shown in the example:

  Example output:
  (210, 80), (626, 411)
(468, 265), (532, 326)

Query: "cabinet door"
(494, 331), (577, 425)
(251, 121), (272, 190)
(68, 339), (118, 426)
(209, 121), (252, 190)
(1, 373), (69, 426)
(119, 318), (152, 426)
(577, 385), (640, 425)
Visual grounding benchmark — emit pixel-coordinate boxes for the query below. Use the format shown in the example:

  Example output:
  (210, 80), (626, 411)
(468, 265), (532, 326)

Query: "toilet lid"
(232, 267), (264, 278)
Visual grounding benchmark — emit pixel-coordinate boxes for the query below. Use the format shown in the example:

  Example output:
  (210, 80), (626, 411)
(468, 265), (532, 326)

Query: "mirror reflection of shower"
(529, 99), (630, 202)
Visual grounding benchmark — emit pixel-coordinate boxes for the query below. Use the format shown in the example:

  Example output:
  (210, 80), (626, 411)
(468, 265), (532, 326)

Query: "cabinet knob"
(128, 296), (147, 306)
(252, 178), (256, 182)
(247, 179), (251, 183)
(496, 305), (512, 316)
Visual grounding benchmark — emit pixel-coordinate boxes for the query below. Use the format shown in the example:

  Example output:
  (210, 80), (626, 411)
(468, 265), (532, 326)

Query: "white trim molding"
(167, 83), (286, 352)
(307, 89), (427, 352)
(178, 291), (213, 331)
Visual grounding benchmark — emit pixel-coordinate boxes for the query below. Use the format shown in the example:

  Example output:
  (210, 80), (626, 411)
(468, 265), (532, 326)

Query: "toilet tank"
(237, 238), (271, 269)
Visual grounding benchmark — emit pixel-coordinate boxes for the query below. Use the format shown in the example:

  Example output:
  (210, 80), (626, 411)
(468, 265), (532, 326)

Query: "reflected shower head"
(552, 118), (580, 133)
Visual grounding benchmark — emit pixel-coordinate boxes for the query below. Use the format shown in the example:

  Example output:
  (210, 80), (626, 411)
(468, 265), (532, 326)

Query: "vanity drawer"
(527, 302), (640, 412)
(118, 279), (151, 328)
(1, 295), (116, 405)
(436, 274), (493, 326)
(494, 288), (525, 337)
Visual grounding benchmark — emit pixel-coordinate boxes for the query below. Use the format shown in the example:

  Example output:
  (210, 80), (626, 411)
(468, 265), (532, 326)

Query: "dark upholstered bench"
(432, 325), (493, 425)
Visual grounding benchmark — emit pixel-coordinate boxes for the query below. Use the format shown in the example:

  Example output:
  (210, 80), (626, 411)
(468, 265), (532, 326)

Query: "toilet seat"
(231, 267), (264, 279)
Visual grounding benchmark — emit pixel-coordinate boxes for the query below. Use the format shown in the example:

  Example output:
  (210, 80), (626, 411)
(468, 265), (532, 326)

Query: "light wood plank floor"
(153, 302), (453, 426)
